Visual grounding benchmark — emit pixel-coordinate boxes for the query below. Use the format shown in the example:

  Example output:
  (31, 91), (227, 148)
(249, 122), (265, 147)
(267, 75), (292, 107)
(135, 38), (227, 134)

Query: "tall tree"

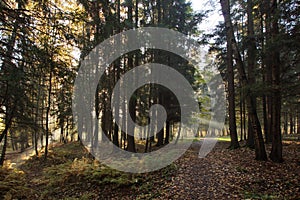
(220, 0), (239, 149)
(245, 0), (256, 149)
(126, 0), (136, 152)
(268, 0), (283, 163)
(220, 0), (267, 160)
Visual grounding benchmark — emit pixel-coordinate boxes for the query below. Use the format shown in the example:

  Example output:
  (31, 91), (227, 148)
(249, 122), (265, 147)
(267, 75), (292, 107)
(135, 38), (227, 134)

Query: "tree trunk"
(269, 0), (283, 163)
(34, 73), (42, 155)
(283, 112), (288, 135)
(112, 0), (122, 148)
(44, 63), (52, 160)
(243, 97), (247, 140)
(297, 111), (300, 134)
(60, 119), (65, 143)
(157, 0), (161, 25)
(0, 131), (8, 166)
(165, 121), (170, 144)
(156, 92), (164, 146)
(156, 128), (164, 147)
(262, 95), (268, 137)
(289, 112), (294, 135)
(260, 1), (269, 143)
(239, 84), (244, 141)
(246, 115), (255, 148)
(220, 0), (239, 149)
(126, 0), (136, 153)
(245, 0), (256, 149)
(127, 93), (136, 152)
(40, 99), (44, 147)
(264, 0), (273, 144)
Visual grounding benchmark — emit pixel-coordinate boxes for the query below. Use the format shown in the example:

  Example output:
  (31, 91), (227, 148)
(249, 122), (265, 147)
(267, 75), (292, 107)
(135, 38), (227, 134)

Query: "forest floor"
(1, 138), (300, 200)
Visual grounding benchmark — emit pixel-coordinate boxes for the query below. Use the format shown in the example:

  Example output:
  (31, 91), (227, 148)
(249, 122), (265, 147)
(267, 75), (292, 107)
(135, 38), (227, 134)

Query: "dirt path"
(5, 146), (37, 167)
(5, 131), (61, 168)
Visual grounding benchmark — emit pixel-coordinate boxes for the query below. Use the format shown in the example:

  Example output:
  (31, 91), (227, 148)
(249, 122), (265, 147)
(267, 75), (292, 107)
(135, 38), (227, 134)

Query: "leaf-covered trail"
(157, 141), (300, 199)
(1, 141), (300, 199)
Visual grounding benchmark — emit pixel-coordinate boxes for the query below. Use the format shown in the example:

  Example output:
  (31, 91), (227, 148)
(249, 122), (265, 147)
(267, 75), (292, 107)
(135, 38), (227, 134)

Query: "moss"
(0, 167), (33, 199)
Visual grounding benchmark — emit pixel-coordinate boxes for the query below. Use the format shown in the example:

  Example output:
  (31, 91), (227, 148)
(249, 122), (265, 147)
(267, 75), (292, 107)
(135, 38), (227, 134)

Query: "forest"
(0, 0), (299, 199)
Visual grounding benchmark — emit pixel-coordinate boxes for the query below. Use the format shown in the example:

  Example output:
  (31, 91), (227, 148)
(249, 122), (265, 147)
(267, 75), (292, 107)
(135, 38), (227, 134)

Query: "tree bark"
(111, 0), (122, 147)
(165, 121), (170, 144)
(245, 0), (256, 149)
(239, 84), (244, 141)
(0, 131), (8, 166)
(220, 0), (240, 149)
(246, 115), (255, 148)
(289, 112), (294, 135)
(269, 0), (283, 163)
(297, 111), (300, 134)
(263, 0), (273, 144)
(284, 112), (288, 135)
(44, 61), (52, 160)
(126, 0), (136, 152)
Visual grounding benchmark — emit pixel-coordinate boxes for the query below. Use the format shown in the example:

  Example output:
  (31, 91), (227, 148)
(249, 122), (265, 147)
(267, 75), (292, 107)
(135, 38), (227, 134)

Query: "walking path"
(5, 130), (61, 168)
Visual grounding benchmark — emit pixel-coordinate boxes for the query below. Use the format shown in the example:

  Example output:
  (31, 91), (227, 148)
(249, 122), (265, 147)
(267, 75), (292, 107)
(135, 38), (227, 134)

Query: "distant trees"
(76, 0), (205, 153)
